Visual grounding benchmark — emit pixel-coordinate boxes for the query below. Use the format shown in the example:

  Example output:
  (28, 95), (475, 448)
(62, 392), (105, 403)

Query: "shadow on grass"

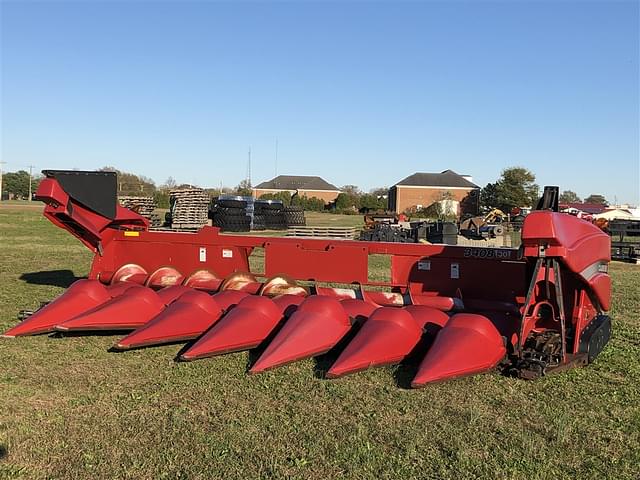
(106, 339), (199, 354)
(393, 363), (420, 389)
(0, 444), (7, 460)
(244, 317), (291, 372)
(50, 330), (133, 339)
(392, 333), (437, 389)
(20, 270), (80, 288)
(174, 339), (199, 359)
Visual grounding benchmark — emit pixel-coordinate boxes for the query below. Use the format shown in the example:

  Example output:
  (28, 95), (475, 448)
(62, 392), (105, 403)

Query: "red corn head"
(410, 294), (463, 312)
(219, 272), (262, 294)
(1, 279), (112, 337)
(361, 291), (404, 307)
(411, 313), (506, 388)
(179, 295), (298, 361)
(209, 289), (251, 311)
(403, 305), (450, 330)
(271, 294), (306, 316)
(183, 269), (223, 291)
(314, 286), (357, 300)
(326, 305), (449, 378)
(145, 266), (184, 289)
(106, 282), (140, 297)
(114, 289), (227, 350)
(339, 299), (378, 325)
(250, 296), (351, 373)
(55, 285), (189, 332)
(110, 263), (148, 285)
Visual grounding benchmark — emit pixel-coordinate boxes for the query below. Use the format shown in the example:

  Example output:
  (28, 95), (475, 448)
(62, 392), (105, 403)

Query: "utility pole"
(28, 164), (35, 201)
(0, 161), (6, 202)
(275, 138), (278, 177)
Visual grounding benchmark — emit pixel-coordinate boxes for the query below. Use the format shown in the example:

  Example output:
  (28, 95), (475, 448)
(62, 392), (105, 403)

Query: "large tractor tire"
(261, 202), (283, 211)
(283, 205), (306, 226)
(222, 214), (251, 232)
(252, 214), (266, 231)
(217, 199), (248, 209)
(215, 206), (246, 216)
(212, 212), (250, 232)
(265, 210), (287, 230)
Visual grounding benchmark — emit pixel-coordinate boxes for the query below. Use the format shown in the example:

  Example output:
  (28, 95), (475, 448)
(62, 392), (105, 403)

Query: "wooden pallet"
(118, 196), (157, 218)
(169, 188), (209, 226)
(286, 226), (357, 239)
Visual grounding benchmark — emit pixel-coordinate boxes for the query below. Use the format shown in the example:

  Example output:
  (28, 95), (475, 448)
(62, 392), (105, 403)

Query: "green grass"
(302, 211), (364, 228)
(0, 206), (639, 480)
(230, 211), (364, 237)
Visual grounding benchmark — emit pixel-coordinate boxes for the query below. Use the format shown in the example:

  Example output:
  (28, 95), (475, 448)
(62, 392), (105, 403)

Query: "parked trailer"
(608, 219), (640, 263)
(2, 171), (612, 386)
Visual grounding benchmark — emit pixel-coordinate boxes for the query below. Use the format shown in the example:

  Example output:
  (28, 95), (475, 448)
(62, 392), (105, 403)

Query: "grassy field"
(302, 211), (364, 228)
(240, 211), (364, 238)
(0, 205), (639, 480)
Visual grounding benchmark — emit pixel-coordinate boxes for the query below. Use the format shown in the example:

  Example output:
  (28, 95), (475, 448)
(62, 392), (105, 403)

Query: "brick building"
(388, 170), (480, 214)
(253, 175), (341, 204)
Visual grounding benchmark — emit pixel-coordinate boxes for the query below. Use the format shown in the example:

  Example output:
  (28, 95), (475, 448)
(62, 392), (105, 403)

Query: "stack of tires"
(283, 205), (306, 226)
(254, 200), (287, 230)
(252, 202), (266, 231)
(209, 197), (251, 232)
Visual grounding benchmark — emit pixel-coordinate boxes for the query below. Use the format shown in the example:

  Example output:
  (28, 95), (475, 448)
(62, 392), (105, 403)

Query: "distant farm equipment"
(608, 219), (640, 263)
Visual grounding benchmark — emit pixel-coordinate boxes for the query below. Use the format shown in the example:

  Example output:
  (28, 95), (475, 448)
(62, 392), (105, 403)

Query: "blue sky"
(1, 1), (638, 203)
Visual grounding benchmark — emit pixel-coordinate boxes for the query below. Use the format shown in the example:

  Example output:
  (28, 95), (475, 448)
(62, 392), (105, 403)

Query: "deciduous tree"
(481, 167), (538, 212)
(235, 179), (252, 196)
(584, 194), (608, 205)
(559, 190), (581, 203)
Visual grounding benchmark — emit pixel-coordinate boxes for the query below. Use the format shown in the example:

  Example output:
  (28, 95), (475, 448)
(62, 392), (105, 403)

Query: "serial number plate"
(463, 248), (513, 259)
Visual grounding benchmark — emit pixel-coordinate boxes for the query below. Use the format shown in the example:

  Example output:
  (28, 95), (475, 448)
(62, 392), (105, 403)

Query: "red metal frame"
(36, 176), (148, 253)
(91, 227), (526, 295)
(6, 174), (611, 385)
(35, 176), (612, 339)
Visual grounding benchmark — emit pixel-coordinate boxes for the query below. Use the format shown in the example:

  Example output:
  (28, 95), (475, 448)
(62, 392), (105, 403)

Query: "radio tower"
(246, 147), (252, 187)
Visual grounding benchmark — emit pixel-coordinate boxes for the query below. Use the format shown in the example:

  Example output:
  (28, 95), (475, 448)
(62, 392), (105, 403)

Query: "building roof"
(595, 209), (636, 221)
(393, 170), (479, 189)
(560, 202), (608, 215)
(254, 175), (339, 191)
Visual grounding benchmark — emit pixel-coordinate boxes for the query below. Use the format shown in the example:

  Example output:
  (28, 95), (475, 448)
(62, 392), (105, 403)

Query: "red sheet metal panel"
(263, 241), (370, 284)
(90, 228), (252, 283)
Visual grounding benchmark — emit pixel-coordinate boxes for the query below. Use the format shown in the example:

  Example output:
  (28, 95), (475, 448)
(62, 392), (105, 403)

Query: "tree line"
(1, 170), (41, 199)
(256, 185), (388, 213)
(2, 166), (610, 212)
(479, 167), (608, 213)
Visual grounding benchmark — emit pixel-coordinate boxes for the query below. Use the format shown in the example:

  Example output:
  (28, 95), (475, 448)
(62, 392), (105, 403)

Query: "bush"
(334, 192), (359, 210)
(358, 193), (387, 211)
(259, 191), (292, 206)
(153, 191), (170, 209)
(291, 195), (325, 212)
